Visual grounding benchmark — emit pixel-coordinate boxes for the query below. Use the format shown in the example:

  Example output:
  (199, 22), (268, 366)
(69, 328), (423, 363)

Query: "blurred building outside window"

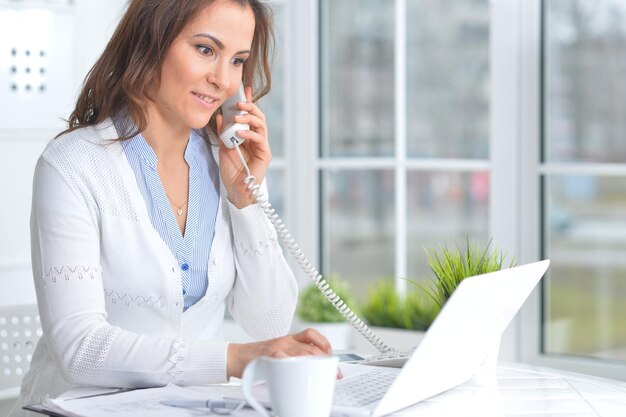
(543, 0), (626, 363)
(319, 0), (490, 300)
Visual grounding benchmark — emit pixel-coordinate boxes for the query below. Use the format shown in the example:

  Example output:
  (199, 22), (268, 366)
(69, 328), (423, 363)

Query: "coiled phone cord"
(232, 140), (394, 354)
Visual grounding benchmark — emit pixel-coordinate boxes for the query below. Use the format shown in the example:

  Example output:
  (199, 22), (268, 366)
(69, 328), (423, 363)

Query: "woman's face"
(154, 0), (255, 131)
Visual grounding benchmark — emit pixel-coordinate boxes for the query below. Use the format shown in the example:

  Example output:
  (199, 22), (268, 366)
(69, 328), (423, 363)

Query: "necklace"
(165, 193), (188, 217)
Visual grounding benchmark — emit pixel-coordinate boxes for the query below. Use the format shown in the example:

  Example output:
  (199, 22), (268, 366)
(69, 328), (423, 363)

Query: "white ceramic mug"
(242, 355), (339, 417)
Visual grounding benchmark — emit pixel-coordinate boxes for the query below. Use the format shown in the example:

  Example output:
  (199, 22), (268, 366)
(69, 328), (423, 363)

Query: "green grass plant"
(402, 290), (440, 331)
(360, 280), (405, 329)
(297, 277), (357, 323)
(361, 280), (440, 331)
(408, 238), (516, 308)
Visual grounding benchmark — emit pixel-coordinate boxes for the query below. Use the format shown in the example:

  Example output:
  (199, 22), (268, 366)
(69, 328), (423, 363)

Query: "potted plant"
(293, 277), (357, 350)
(409, 238), (516, 308)
(355, 280), (439, 352)
(356, 238), (514, 353)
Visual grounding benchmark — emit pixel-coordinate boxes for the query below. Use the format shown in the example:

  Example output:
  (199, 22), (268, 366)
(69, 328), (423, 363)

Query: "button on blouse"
(115, 115), (220, 310)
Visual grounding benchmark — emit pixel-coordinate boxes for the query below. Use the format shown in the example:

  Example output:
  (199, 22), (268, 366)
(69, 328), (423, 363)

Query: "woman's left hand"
(216, 85), (271, 209)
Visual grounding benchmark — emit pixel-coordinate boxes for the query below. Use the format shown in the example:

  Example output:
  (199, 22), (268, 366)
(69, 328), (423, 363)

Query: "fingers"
(292, 328), (333, 355)
(234, 130), (271, 158)
(227, 332), (334, 379)
(232, 85), (269, 152)
(217, 85), (270, 209)
(237, 101), (266, 122)
(271, 336), (326, 357)
(269, 350), (289, 359)
(245, 85), (253, 102)
(234, 111), (266, 140)
(231, 91), (271, 162)
(236, 86), (267, 134)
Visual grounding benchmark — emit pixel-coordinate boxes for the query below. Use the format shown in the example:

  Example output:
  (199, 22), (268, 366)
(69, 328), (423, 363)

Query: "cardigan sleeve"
(31, 157), (228, 388)
(226, 181), (298, 340)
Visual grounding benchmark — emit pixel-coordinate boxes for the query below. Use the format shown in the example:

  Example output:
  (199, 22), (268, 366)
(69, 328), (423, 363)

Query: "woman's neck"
(140, 105), (190, 161)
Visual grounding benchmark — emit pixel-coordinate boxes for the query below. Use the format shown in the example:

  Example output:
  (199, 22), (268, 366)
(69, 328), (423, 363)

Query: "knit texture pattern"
(44, 125), (139, 222)
(41, 265), (100, 285)
(12, 120), (297, 417)
(68, 325), (121, 384)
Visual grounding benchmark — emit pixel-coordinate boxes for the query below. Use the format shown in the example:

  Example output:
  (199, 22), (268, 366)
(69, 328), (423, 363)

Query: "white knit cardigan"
(11, 119), (297, 416)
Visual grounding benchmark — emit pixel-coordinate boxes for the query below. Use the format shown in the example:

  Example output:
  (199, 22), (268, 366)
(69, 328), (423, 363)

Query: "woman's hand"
(216, 85), (271, 209)
(227, 328), (337, 379)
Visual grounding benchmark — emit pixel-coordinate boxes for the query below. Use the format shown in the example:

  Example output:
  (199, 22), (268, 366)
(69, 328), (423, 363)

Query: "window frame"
(284, 0), (626, 380)
(281, 0), (321, 286)
(495, 0), (626, 381)
(316, 0), (492, 297)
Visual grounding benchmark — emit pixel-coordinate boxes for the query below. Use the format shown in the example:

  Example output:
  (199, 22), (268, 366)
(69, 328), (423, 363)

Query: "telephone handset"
(219, 85), (394, 355)
(219, 85), (249, 148)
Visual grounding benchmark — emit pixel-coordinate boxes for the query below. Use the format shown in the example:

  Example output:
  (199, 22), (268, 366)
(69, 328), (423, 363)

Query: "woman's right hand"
(227, 328), (333, 379)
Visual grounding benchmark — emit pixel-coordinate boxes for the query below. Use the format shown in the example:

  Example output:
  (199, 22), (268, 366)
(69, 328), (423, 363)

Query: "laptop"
(237, 260), (550, 417)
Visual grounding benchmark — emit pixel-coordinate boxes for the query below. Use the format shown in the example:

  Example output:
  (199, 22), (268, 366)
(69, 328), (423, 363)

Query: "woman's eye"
(196, 45), (214, 56)
(232, 58), (246, 67)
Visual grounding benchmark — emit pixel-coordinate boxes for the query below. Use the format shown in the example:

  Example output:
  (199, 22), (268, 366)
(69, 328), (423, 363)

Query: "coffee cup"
(242, 355), (339, 417)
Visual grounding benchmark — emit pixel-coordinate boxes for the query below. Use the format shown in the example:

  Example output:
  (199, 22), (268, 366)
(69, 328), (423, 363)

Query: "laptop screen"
(375, 260), (550, 416)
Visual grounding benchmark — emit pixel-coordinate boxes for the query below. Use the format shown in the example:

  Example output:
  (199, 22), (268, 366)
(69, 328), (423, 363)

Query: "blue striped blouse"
(114, 117), (220, 311)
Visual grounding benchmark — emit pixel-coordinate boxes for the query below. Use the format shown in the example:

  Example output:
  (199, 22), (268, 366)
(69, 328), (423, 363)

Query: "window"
(263, 0), (286, 216)
(542, 0), (626, 363)
(285, 0), (626, 380)
(319, 0), (490, 299)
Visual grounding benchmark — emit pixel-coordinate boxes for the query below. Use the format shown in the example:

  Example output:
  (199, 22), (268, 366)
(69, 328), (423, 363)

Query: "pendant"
(177, 208), (183, 216)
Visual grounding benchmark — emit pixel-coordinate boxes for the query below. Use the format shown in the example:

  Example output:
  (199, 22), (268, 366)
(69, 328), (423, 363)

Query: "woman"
(11, 0), (331, 415)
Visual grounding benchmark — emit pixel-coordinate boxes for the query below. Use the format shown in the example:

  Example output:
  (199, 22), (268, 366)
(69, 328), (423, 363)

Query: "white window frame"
(493, 0), (626, 380)
(314, 0), (491, 294)
(489, 0), (526, 363)
(281, 0), (320, 286)
(510, 0), (626, 381)
(284, 0), (626, 380)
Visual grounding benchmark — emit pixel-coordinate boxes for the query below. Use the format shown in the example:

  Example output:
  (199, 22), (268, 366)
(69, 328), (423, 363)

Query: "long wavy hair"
(59, 0), (274, 140)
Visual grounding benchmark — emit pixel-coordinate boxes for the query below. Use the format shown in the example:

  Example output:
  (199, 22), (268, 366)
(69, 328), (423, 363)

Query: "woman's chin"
(187, 116), (213, 130)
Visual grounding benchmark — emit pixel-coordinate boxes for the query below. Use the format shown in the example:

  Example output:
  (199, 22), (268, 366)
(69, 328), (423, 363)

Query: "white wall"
(0, 1), (125, 412)
(0, 0), (126, 308)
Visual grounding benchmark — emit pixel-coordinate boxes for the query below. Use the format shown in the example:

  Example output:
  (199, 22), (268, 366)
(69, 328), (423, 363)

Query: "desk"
(29, 362), (626, 417)
(208, 362), (626, 417)
(383, 362), (626, 416)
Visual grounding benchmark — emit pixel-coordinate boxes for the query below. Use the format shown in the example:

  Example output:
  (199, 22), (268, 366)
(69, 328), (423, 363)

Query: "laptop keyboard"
(334, 368), (400, 407)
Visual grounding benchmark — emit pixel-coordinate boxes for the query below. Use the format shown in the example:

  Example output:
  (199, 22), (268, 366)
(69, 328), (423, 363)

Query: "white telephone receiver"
(219, 85), (249, 148)
(220, 85), (394, 355)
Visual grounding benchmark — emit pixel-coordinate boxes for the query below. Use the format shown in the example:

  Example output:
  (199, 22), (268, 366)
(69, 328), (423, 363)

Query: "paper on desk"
(57, 386), (132, 400)
(39, 383), (251, 417)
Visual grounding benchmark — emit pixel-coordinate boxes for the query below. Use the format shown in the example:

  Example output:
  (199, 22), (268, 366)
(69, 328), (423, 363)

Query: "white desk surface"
(388, 362), (626, 416)
(187, 362), (626, 417)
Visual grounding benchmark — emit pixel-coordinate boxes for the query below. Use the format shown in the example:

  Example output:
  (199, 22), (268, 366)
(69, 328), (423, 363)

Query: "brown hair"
(60, 0), (273, 140)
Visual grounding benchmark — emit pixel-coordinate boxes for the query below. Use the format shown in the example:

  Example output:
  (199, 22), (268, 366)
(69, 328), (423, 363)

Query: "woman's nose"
(207, 60), (230, 91)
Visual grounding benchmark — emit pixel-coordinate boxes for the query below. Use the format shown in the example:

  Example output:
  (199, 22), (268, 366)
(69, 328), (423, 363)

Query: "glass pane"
(265, 168), (285, 218)
(406, 0), (490, 159)
(544, 175), (626, 360)
(544, 0), (626, 163)
(260, 1), (285, 157)
(320, 0), (394, 157)
(265, 168), (287, 254)
(322, 170), (395, 300)
(406, 171), (490, 281)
